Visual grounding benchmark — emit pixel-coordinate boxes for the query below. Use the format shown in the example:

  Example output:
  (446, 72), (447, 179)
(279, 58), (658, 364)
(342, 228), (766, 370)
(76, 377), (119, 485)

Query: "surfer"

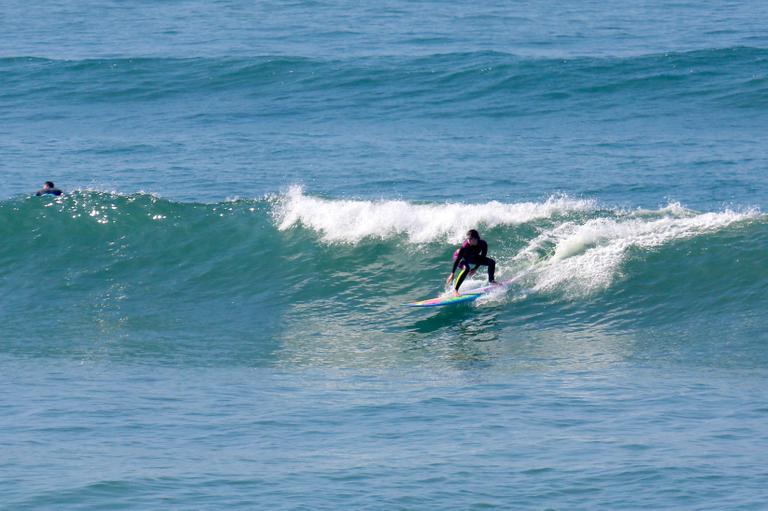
(35, 181), (63, 196)
(446, 229), (496, 296)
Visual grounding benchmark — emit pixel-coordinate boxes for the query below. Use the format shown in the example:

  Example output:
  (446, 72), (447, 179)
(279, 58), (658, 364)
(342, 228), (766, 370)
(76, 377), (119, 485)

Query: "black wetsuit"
(451, 239), (496, 290)
(36, 188), (62, 196)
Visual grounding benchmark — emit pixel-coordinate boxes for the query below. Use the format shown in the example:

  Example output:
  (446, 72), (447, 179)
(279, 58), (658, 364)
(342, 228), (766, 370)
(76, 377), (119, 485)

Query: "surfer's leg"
(454, 264), (469, 291)
(473, 256), (496, 283)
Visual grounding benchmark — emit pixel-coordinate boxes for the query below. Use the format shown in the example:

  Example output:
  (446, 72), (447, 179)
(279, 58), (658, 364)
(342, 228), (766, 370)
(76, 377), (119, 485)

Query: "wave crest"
(518, 208), (761, 296)
(273, 186), (596, 244)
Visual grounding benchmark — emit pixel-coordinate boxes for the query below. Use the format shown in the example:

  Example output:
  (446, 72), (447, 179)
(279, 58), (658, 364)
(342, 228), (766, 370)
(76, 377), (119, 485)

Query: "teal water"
(2, 1), (768, 509)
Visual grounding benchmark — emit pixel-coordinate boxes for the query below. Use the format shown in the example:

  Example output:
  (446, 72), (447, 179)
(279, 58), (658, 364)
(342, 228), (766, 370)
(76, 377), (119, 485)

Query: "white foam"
(272, 186), (596, 244)
(630, 201), (692, 217)
(522, 209), (761, 297)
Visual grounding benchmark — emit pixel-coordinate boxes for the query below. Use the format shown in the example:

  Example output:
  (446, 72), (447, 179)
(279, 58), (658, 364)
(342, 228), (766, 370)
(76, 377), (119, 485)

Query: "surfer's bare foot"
(452, 290), (460, 296)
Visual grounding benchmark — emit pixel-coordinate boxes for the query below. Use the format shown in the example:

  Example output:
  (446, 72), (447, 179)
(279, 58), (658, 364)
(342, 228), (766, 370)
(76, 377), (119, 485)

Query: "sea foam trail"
(273, 186), (596, 244)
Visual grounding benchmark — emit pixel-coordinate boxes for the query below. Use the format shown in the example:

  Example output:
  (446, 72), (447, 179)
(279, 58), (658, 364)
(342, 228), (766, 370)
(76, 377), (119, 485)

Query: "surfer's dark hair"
(467, 229), (479, 240)
(45, 181), (55, 188)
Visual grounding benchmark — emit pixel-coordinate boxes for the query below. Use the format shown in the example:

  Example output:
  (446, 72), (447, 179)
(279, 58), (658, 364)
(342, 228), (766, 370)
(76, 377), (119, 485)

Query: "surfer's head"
(466, 229), (480, 245)
(44, 181), (55, 189)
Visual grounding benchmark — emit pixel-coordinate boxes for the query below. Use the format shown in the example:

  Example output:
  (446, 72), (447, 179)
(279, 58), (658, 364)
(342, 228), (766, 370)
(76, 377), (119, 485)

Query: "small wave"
(1, 47), (765, 116)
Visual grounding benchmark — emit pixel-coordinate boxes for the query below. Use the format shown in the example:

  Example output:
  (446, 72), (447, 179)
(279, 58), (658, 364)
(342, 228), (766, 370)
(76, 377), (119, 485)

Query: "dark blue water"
(2, 1), (768, 509)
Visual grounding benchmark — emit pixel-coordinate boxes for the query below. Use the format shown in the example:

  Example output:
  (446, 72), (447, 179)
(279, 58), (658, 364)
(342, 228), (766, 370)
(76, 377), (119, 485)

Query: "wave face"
(1, 47), (766, 119)
(2, 189), (765, 368)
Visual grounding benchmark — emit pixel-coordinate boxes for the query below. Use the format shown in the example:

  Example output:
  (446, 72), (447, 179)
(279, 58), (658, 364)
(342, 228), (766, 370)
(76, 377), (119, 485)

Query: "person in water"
(35, 181), (63, 196)
(446, 229), (496, 295)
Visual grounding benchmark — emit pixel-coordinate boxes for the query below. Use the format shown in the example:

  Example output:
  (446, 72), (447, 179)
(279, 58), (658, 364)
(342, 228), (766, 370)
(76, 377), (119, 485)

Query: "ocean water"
(2, 1), (768, 509)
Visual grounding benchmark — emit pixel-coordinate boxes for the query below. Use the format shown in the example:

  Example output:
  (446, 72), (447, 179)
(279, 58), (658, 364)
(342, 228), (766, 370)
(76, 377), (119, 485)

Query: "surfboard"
(404, 279), (513, 308)
(405, 291), (486, 308)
